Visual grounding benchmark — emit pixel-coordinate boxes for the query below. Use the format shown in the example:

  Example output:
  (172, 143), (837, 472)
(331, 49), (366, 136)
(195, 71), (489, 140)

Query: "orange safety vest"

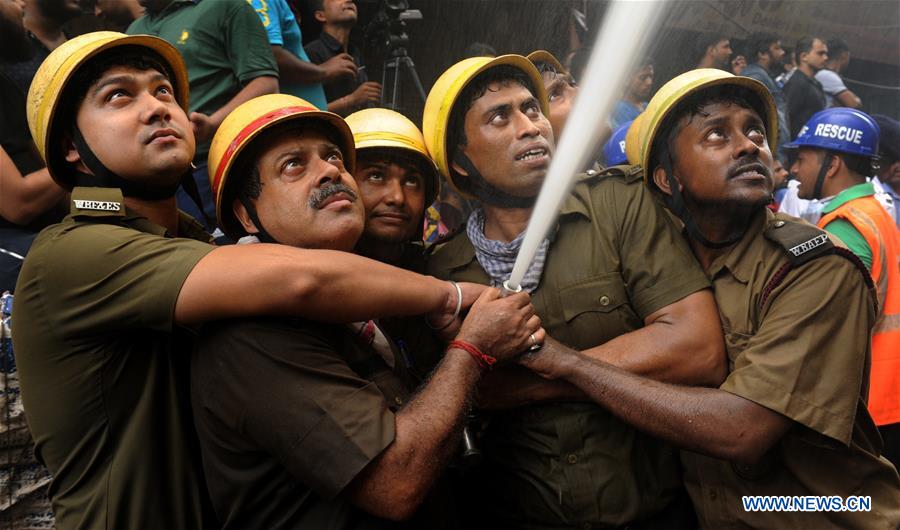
(820, 195), (900, 426)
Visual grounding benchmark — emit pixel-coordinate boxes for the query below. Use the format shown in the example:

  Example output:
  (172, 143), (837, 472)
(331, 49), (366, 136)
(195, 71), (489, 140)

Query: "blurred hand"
(190, 112), (216, 144)
(351, 81), (382, 107)
(731, 55), (747, 75)
(320, 53), (358, 83)
(456, 288), (544, 364)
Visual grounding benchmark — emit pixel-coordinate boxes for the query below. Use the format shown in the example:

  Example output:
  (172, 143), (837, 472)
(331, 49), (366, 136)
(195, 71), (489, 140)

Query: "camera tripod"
(380, 46), (427, 112)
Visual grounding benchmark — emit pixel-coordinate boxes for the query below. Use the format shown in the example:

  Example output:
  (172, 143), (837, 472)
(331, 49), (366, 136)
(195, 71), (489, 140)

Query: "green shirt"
(127, 0), (278, 159)
(682, 209), (900, 529)
(821, 182), (876, 270)
(13, 187), (215, 530)
(428, 168), (711, 527)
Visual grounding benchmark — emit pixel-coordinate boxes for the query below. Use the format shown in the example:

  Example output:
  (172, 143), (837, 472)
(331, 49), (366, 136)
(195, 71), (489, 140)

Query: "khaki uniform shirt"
(12, 187), (215, 530)
(192, 316), (457, 529)
(428, 170), (710, 527)
(682, 209), (900, 529)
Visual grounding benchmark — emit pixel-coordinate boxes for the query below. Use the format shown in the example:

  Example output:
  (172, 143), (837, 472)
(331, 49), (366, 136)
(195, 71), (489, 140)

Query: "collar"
(743, 63), (772, 79)
(799, 69), (823, 87)
(556, 170), (614, 220)
(704, 208), (771, 284)
(153, 0), (198, 17)
(318, 31), (344, 53)
(437, 172), (601, 271)
(436, 229), (478, 271)
(821, 182), (876, 214)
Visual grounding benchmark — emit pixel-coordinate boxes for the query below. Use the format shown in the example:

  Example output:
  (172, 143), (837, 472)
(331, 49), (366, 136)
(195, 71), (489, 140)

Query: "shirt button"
(709, 490), (718, 501)
(599, 295), (610, 306)
(567, 453), (578, 464)
(394, 396), (403, 406)
(774, 220), (786, 228)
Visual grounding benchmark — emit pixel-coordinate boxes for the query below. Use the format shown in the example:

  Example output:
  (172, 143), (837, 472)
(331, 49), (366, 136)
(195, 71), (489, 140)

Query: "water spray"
(503, 0), (670, 293)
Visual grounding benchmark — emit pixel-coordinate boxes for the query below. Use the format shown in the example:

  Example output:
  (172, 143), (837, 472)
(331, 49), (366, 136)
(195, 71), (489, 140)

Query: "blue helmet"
(785, 108), (880, 158)
(603, 120), (633, 166)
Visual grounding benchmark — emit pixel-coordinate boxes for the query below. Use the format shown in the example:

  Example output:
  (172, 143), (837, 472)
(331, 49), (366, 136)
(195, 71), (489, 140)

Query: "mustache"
(727, 156), (772, 179)
(308, 181), (358, 209)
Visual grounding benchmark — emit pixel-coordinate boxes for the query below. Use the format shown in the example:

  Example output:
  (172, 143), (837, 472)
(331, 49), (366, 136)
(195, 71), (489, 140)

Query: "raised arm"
(175, 243), (485, 325)
(0, 147), (68, 225)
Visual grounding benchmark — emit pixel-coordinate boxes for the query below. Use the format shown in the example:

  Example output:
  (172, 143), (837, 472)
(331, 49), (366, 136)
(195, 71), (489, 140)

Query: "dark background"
(294, 0), (898, 124)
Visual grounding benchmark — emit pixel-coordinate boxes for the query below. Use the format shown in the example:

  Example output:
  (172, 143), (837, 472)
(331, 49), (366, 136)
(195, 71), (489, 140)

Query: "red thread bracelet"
(448, 339), (496, 370)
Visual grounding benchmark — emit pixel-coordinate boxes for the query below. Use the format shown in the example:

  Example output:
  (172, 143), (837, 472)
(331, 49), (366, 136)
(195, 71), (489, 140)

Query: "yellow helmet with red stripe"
(207, 94), (355, 239)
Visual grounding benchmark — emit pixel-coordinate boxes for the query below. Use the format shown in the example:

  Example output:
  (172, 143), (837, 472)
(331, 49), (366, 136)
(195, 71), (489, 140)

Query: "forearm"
(557, 351), (780, 463)
(836, 90), (862, 108)
(477, 365), (586, 410)
(177, 245), (453, 324)
(582, 291), (726, 385)
(349, 348), (481, 520)
(326, 94), (355, 116)
(272, 46), (325, 84)
(0, 168), (67, 224)
(0, 149), (68, 224)
(208, 76), (279, 127)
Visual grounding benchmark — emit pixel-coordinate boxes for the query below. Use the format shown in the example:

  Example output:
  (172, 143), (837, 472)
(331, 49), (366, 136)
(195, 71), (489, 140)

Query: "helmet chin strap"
(811, 153), (835, 201)
(452, 152), (537, 209)
(238, 196), (278, 244)
(662, 157), (742, 249)
(71, 126), (214, 227)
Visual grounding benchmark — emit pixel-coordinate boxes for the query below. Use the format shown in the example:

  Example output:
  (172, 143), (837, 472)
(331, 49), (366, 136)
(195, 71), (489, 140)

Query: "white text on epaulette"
(74, 200), (121, 211)
(788, 234), (829, 257)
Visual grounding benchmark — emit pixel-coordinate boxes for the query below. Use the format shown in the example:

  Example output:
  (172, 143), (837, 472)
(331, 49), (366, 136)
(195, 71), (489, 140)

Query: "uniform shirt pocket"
(554, 273), (641, 349)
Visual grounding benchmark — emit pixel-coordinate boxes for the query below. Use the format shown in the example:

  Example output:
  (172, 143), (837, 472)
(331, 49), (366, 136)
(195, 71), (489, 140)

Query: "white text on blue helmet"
(813, 123), (863, 144)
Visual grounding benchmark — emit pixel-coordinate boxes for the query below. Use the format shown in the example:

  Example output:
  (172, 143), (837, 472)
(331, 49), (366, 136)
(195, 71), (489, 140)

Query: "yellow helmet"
(346, 108), (440, 205)
(527, 50), (567, 75)
(421, 54), (548, 198)
(625, 68), (777, 189)
(624, 112), (645, 170)
(26, 31), (189, 188)
(207, 93), (355, 239)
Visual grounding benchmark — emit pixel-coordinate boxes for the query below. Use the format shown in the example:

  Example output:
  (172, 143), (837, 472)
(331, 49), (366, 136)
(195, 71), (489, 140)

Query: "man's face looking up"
(317, 0), (357, 25)
(655, 99), (774, 212)
(66, 64), (195, 188)
(453, 80), (554, 199)
(235, 128), (365, 251)
(540, 69), (578, 140)
(355, 151), (427, 243)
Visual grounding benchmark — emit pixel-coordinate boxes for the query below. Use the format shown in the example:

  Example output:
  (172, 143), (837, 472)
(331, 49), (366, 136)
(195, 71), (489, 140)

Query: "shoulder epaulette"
(596, 164), (643, 183)
(763, 216), (834, 266)
(69, 187), (126, 222)
(759, 218), (876, 314)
